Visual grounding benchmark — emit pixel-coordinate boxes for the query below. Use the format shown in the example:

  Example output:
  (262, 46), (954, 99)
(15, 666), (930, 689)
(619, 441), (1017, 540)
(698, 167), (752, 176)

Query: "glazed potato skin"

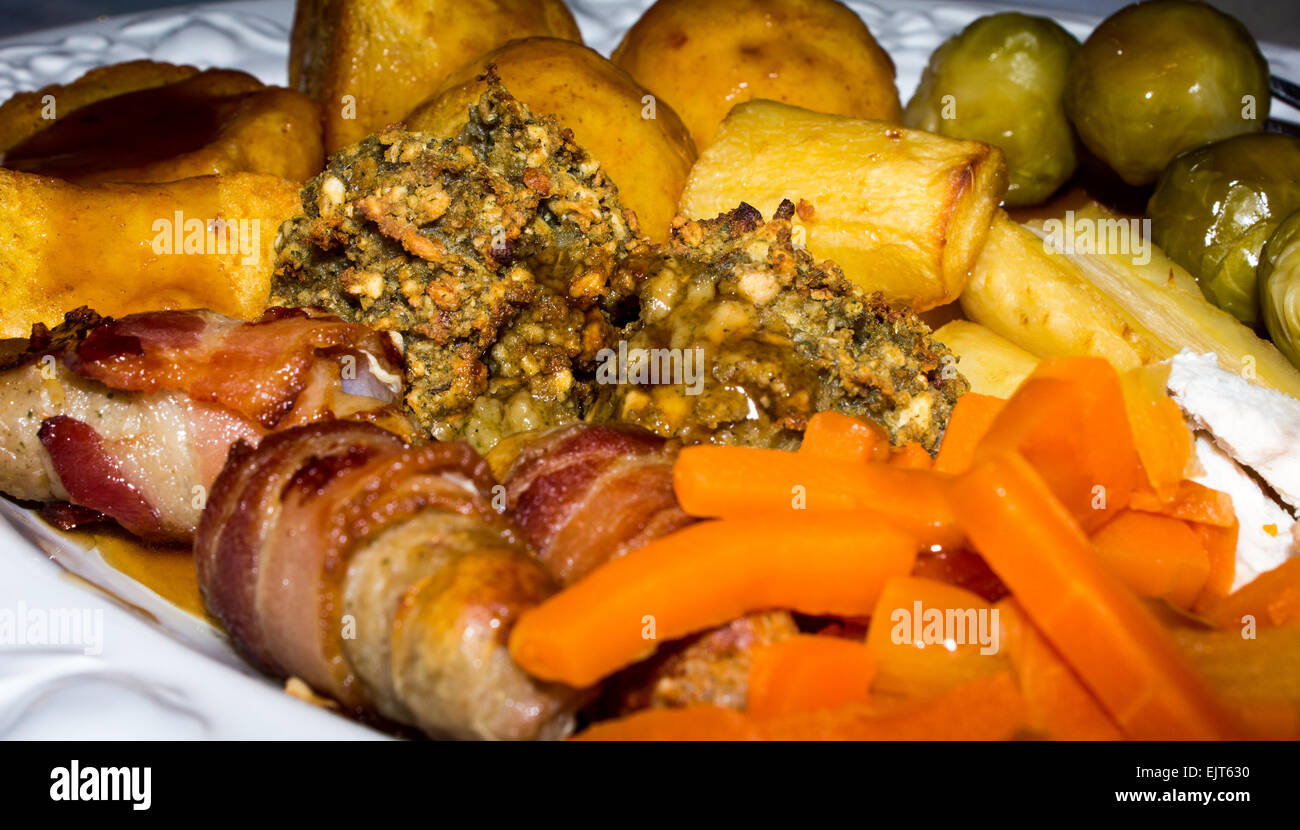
(404, 38), (697, 243)
(679, 99), (1007, 311)
(0, 60), (201, 154)
(0, 169), (299, 337)
(611, 0), (901, 149)
(3, 69), (324, 184)
(292, 0), (582, 152)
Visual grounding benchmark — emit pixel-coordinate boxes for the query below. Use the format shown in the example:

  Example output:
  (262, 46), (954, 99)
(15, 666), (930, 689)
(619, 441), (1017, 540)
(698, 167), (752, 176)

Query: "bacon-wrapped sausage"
(0, 306), (410, 540)
(195, 420), (583, 740)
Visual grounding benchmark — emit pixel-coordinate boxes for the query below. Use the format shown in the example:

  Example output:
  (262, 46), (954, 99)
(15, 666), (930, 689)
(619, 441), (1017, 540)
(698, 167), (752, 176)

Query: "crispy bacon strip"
(65, 306), (402, 428)
(196, 421), (582, 740)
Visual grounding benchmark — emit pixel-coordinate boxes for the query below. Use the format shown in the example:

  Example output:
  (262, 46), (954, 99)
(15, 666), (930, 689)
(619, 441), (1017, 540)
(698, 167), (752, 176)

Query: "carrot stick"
(746, 635), (876, 718)
(997, 598), (1123, 740)
(573, 672), (1026, 741)
(888, 442), (933, 470)
(865, 576), (1007, 699)
(933, 393), (1006, 474)
(673, 445), (962, 550)
(1121, 365), (1193, 501)
(508, 517), (918, 687)
(1202, 556), (1300, 629)
(1090, 511), (1210, 610)
(799, 412), (890, 463)
(976, 357), (1140, 532)
(947, 452), (1241, 739)
(1192, 520), (1239, 612)
(1129, 480), (1237, 528)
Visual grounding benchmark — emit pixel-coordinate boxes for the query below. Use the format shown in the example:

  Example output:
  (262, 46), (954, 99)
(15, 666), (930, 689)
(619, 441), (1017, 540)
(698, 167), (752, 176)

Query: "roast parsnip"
(961, 207), (1300, 399)
(678, 100), (1007, 310)
(934, 320), (1040, 399)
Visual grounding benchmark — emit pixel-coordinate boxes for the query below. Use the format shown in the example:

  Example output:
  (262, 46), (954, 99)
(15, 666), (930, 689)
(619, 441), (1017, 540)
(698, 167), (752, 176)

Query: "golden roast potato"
(292, 0), (582, 152)
(680, 100), (1006, 311)
(404, 38), (697, 243)
(0, 169), (300, 337)
(0, 60), (200, 154)
(611, 0), (901, 149)
(1, 67), (324, 184)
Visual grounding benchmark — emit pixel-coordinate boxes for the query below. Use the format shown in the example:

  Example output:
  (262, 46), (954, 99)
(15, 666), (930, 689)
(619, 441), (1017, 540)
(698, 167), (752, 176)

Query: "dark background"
(0, 0), (1296, 47)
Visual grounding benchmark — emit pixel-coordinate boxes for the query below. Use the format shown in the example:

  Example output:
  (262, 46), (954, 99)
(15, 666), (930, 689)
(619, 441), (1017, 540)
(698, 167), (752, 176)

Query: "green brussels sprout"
(904, 12), (1079, 206)
(1148, 133), (1300, 329)
(1066, 0), (1269, 186)
(1260, 210), (1300, 368)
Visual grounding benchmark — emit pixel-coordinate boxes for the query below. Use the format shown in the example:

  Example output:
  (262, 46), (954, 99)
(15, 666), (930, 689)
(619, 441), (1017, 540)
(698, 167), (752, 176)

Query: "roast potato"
(2, 67), (324, 184)
(933, 320), (1039, 399)
(679, 99), (1006, 310)
(291, 0), (581, 152)
(611, 0), (900, 149)
(0, 60), (200, 154)
(0, 169), (299, 337)
(961, 208), (1300, 399)
(404, 38), (697, 243)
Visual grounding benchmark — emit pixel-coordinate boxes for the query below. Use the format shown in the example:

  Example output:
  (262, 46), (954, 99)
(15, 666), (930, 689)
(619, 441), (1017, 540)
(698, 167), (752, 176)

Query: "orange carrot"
(1192, 520), (1239, 612)
(865, 576), (1007, 699)
(799, 412), (890, 463)
(1090, 511), (1210, 610)
(1129, 480), (1237, 528)
(947, 452), (1241, 739)
(746, 635), (876, 718)
(997, 598), (1123, 741)
(508, 517), (918, 687)
(1121, 365), (1193, 501)
(888, 441), (933, 470)
(1203, 557), (1300, 630)
(673, 445), (962, 550)
(574, 672), (1025, 741)
(975, 357), (1140, 532)
(933, 393), (1006, 474)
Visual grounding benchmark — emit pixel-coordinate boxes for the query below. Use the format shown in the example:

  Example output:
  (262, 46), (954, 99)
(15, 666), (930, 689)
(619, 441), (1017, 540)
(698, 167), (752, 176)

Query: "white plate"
(1, 0), (1297, 740)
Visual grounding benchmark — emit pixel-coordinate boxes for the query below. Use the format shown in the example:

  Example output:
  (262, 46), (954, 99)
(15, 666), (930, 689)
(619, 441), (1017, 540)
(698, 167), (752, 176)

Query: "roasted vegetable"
(960, 206), (1300, 400)
(290, 0), (581, 152)
(611, 0), (900, 150)
(1148, 134), (1300, 328)
(1066, 0), (1269, 186)
(404, 39), (697, 243)
(933, 320), (1039, 399)
(2, 67), (323, 184)
(1260, 210), (1300, 368)
(0, 168), (298, 338)
(904, 12), (1078, 206)
(679, 100), (1007, 310)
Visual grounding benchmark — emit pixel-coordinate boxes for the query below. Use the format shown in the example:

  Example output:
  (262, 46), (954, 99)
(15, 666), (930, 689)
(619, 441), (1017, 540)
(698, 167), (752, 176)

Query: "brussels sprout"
(1148, 133), (1300, 328)
(1260, 210), (1300, 368)
(1067, 0), (1269, 186)
(905, 12), (1078, 206)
